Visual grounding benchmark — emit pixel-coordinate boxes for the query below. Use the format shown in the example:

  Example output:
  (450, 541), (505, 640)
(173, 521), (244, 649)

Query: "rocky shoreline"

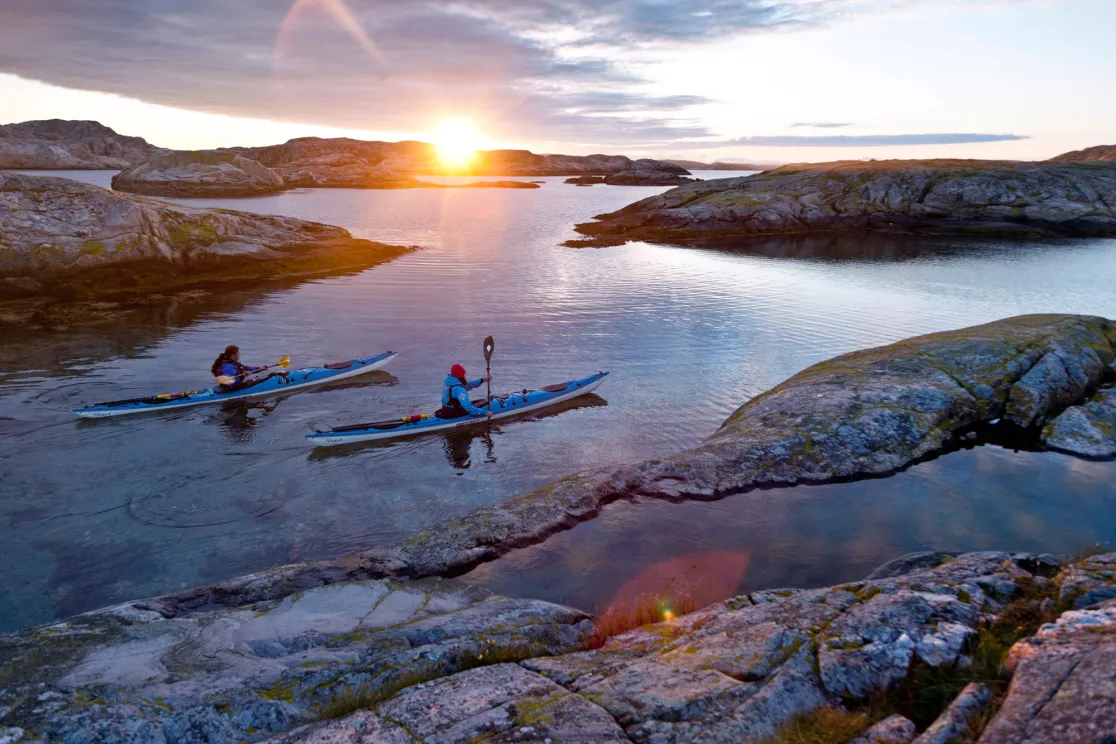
(0, 173), (413, 302)
(568, 159), (1116, 247)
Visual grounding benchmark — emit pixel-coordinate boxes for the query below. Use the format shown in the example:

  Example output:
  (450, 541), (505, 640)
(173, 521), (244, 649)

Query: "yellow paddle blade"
(276, 356), (291, 369)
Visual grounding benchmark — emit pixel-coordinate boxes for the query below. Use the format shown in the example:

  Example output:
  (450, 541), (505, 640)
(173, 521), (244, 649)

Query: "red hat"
(450, 363), (466, 378)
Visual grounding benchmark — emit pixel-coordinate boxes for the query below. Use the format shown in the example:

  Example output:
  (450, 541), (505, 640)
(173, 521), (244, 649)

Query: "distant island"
(664, 158), (772, 171)
(568, 158), (1116, 247)
(1, 119), (692, 194)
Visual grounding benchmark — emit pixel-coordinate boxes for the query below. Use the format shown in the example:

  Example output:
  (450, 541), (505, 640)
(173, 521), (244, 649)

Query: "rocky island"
(111, 150), (289, 198)
(2, 314), (1114, 743)
(1047, 144), (1116, 163)
(564, 159), (696, 186)
(0, 172), (411, 302)
(222, 138), (690, 188)
(568, 159), (1116, 247)
(0, 119), (162, 170)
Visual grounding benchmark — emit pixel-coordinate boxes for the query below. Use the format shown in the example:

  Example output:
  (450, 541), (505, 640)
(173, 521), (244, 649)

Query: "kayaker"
(438, 363), (492, 419)
(211, 345), (262, 391)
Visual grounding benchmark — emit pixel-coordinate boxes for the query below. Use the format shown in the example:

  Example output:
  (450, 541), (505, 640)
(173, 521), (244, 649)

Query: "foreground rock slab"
(569, 159), (1116, 246)
(4, 551), (1114, 742)
(0, 580), (592, 742)
(0, 119), (161, 169)
(111, 150), (288, 197)
(0, 172), (411, 300)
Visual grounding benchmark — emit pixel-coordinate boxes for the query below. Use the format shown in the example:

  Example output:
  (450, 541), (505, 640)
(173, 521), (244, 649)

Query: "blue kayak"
(73, 351), (397, 418)
(307, 371), (608, 446)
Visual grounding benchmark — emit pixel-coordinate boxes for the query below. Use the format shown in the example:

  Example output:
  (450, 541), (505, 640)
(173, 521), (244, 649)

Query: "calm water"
(2, 170), (1115, 631)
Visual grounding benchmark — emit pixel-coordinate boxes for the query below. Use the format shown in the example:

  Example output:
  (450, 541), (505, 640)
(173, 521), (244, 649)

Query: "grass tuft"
(588, 591), (696, 648)
(760, 707), (870, 744)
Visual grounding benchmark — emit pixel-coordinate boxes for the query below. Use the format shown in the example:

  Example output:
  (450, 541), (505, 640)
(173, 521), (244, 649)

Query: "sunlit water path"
(1, 170), (1114, 630)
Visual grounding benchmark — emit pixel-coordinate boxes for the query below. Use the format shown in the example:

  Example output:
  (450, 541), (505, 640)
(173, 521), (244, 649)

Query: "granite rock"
(112, 150), (288, 197)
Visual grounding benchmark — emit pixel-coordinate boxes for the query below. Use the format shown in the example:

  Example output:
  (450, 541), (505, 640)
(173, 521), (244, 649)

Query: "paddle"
(483, 336), (494, 419)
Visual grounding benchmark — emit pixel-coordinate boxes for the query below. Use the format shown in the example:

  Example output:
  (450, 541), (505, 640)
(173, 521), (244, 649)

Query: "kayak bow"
(307, 371), (608, 446)
(73, 351), (397, 418)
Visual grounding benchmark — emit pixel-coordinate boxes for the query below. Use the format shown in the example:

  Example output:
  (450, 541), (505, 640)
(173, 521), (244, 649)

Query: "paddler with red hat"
(437, 362), (492, 419)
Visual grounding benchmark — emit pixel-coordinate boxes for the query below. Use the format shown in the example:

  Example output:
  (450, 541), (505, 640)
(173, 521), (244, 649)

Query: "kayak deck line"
(73, 351), (397, 418)
(307, 371), (609, 446)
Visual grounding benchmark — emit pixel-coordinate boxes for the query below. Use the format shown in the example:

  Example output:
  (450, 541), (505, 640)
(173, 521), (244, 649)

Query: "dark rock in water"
(566, 175), (606, 185)
(8, 551), (1113, 744)
(603, 158), (697, 185)
(455, 180), (540, 189)
(1047, 144), (1116, 163)
(0, 172), (411, 300)
(569, 159), (1116, 246)
(865, 551), (959, 580)
(111, 150), (288, 197)
(0, 119), (162, 169)
(1042, 386), (1116, 458)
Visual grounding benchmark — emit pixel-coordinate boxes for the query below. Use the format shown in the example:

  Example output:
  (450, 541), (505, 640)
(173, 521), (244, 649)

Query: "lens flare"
(275, 0), (383, 65)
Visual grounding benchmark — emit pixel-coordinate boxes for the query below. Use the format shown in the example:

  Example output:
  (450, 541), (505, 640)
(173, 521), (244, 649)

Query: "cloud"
(678, 133), (1030, 148)
(0, 1), (1023, 148)
(791, 122), (854, 128)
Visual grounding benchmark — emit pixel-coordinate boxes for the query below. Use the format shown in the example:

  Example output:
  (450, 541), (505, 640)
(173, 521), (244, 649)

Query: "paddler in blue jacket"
(440, 363), (492, 419)
(211, 345), (261, 391)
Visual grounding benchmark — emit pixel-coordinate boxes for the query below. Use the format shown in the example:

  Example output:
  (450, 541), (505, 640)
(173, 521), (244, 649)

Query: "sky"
(1, 0), (1113, 162)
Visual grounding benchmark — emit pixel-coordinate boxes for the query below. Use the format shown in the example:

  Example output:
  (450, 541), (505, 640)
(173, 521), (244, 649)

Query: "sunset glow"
(430, 120), (485, 169)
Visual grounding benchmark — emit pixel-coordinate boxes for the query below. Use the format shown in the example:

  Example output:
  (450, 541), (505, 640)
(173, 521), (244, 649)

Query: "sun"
(430, 120), (485, 169)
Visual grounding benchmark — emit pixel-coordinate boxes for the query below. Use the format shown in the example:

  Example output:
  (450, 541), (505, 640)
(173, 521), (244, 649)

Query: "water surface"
(1, 170), (1115, 631)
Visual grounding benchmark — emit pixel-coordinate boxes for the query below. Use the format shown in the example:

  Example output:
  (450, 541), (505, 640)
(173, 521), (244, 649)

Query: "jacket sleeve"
(466, 377), (485, 390)
(454, 386), (489, 416)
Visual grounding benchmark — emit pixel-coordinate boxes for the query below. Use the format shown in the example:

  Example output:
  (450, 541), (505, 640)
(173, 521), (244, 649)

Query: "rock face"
(8, 551), (1113, 743)
(569, 159), (1116, 246)
(1047, 144), (1116, 163)
(1042, 385), (1116, 457)
(111, 150), (288, 197)
(0, 172), (410, 299)
(0, 119), (160, 169)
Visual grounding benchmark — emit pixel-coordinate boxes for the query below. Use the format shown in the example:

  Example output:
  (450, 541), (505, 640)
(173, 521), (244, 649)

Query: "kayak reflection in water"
(211, 345), (264, 392)
(437, 363), (493, 420)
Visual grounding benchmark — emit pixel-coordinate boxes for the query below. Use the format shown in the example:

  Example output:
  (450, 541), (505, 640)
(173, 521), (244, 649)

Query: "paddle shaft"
(483, 336), (495, 417)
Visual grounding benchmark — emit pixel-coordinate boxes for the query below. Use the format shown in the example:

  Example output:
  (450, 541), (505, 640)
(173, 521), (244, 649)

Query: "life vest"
(214, 358), (249, 385)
